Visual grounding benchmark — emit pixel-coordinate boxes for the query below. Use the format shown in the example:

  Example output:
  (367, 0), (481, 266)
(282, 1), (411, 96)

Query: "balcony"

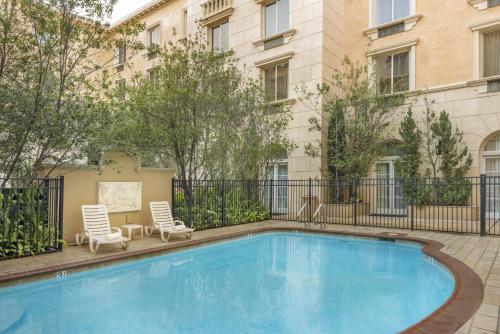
(200, 0), (234, 26)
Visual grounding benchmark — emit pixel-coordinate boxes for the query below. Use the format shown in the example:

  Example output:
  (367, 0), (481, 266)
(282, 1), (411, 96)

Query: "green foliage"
(110, 34), (293, 182)
(431, 111), (473, 178)
(396, 101), (473, 206)
(396, 109), (422, 180)
(300, 57), (403, 179)
(414, 178), (472, 207)
(173, 187), (269, 230)
(0, 187), (62, 258)
(395, 109), (422, 201)
(0, 0), (143, 181)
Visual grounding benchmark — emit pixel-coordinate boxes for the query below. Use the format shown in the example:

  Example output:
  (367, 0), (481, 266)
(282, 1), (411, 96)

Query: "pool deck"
(1, 220), (499, 334)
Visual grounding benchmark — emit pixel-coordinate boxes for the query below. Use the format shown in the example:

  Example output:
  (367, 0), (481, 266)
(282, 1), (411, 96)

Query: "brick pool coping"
(0, 227), (484, 334)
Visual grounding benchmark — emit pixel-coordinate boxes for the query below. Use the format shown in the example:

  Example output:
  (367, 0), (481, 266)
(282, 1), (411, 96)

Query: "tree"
(300, 57), (403, 180)
(419, 99), (472, 178)
(395, 109), (422, 180)
(395, 109), (422, 202)
(399, 98), (473, 206)
(110, 36), (293, 222)
(0, 0), (143, 183)
(432, 111), (473, 178)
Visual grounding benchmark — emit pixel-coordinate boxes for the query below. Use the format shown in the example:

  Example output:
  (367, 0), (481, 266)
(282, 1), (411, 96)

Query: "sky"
(111, 0), (153, 23)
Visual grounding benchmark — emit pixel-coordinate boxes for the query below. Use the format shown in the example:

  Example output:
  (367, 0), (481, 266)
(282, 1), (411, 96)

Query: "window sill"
(254, 0), (274, 4)
(142, 49), (160, 60)
(255, 51), (294, 68)
(270, 98), (295, 106)
(212, 48), (235, 57)
(363, 14), (422, 41)
(200, 6), (234, 27)
(467, 74), (500, 86)
(466, 75), (500, 94)
(252, 29), (296, 52)
(376, 90), (409, 98)
(111, 63), (126, 73)
(468, 0), (499, 10)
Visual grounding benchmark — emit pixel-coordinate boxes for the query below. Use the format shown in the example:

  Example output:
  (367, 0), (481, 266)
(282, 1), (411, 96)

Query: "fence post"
(171, 178), (176, 218)
(58, 176), (64, 251)
(221, 179), (226, 226)
(308, 178), (312, 223)
(480, 174), (486, 236)
(188, 180), (193, 228)
(352, 178), (358, 226)
(410, 177), (415, 231)
(269, 179), (274, 219)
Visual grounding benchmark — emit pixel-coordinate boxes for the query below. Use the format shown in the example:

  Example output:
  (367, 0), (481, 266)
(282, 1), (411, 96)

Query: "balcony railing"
(201, 0), (233, 20)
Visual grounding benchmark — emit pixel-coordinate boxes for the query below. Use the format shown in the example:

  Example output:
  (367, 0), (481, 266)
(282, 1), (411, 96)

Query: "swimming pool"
(0, 232), (454, 334)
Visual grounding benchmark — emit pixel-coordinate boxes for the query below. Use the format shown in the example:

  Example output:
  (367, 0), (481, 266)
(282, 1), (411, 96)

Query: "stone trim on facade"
(254, 51), (294, 67)
(252, 28), (296, 51)
(363, 14), (422, 41)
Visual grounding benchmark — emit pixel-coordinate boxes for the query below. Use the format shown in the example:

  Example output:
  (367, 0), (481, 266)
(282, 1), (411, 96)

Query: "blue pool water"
(0, 232), (454, 334)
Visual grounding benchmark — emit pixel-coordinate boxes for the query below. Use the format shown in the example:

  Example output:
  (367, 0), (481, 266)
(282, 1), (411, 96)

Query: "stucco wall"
(344, 0), (500, 88)
(43, 152), (175, 243)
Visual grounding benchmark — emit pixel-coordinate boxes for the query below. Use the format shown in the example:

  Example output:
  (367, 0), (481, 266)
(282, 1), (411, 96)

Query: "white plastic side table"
(122, 224), (144, 240)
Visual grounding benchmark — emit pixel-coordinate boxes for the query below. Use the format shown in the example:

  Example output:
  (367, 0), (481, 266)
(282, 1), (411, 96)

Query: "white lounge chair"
(146, 201), (194, 242)
(77, 205), (130, 254)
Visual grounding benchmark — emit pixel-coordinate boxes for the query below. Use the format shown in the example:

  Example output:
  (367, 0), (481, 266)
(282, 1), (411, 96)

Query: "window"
(488, 79), (500, 92)
(116, 79), (126, 100)
(375, 0), (410, 25)
(148, 25), (160, 49)
(484, 30), (500, 78)
(148, 68), (160, 85)
(485, 134), (500, 152)
(115, 44), (126, 65)
(375, 51), (409, 94)
(489, 0), (500, 8)
(182, 8), (188, 37)
(264, 63), (288, 101)
(212, 21), (229, 51)
(265, 0), (289, 37)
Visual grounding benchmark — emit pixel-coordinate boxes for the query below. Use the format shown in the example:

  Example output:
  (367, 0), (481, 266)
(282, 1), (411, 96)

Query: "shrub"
(0, 187), (62, 258)
(173, 186), (269, 230)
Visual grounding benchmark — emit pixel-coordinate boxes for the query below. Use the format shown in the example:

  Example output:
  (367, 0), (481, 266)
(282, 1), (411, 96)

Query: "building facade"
(102, 0), (500, 187)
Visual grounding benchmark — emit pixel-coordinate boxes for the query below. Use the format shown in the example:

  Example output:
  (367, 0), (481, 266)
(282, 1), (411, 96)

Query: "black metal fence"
(0, 177), (64, 259)
(173, 176), (500, 236)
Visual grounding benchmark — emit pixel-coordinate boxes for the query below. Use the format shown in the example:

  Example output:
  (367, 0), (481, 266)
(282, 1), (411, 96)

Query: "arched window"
(484, 134), (500, 153)
(482, 134), (500, 176)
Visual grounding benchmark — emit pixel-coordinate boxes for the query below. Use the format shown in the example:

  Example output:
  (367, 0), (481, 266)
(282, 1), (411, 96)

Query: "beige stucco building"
(100, 0), (500, 191)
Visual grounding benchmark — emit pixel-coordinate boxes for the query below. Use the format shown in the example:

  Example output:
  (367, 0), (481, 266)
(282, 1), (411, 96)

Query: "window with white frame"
(115, 44), (126, 65)
(483, 29), (500, 78)
(374, 0), (411, 25)
(212, 21), (229, 51)
(265, 0), (289, 37)
(264, 63), (288, 101)
(374, 51), (410, 94)
(148, 25), (160, 50)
